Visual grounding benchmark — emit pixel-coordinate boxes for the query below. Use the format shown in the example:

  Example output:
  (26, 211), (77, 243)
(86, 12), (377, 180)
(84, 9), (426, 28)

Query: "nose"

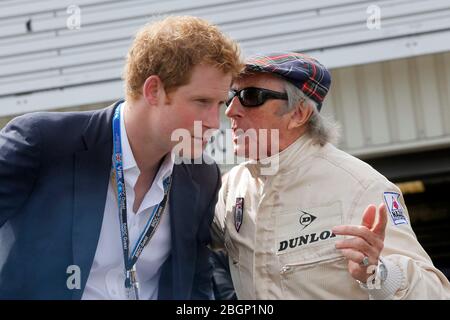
(225, 96), (244, 119)
(203, 104), (221, 130)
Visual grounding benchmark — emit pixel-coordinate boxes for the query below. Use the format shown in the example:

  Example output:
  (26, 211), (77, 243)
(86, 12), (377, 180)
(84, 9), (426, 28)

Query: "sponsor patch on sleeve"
(383, 192), (408, 225)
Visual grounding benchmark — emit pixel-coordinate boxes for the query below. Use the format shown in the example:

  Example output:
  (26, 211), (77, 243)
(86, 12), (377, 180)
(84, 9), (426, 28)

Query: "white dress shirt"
(82, 102), (174, 300)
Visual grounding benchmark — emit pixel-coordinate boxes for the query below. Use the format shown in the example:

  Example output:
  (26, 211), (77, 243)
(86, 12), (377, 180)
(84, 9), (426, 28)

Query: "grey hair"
(280, 80), (340, 146)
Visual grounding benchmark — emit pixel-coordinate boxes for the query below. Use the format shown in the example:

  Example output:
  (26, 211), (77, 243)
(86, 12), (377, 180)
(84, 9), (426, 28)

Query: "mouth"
(192, 136), (209, 145)
(231, 125), (242, 134)
(231, 128), (243, 143)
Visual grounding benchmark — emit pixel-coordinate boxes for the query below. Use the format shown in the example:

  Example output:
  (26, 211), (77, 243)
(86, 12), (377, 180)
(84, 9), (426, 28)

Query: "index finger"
(372, 203), (388, 238)
(332, 225), (377, 246)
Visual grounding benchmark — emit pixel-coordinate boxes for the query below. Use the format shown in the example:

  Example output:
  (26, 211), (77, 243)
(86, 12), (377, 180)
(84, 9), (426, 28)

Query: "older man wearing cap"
(212, 52), (450, 299)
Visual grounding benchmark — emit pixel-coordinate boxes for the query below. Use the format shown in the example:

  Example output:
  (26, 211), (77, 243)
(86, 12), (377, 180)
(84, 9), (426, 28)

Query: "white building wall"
(324, 51), (450, 157)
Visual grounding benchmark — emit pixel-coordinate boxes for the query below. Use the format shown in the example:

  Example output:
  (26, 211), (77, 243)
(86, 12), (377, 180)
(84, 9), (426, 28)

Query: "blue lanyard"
(111, 104), (172, 299)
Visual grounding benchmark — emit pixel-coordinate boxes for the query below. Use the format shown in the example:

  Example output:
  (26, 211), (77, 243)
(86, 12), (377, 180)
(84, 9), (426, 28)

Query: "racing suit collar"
(244, 133), (316, 177)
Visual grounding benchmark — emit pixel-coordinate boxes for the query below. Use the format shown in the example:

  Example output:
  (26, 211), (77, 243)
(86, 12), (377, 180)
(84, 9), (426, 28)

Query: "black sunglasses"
(226, 87), (288, 107)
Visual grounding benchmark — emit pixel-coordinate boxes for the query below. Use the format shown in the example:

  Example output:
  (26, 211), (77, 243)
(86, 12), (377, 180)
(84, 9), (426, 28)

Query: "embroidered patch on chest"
(275, 202), (342, 254)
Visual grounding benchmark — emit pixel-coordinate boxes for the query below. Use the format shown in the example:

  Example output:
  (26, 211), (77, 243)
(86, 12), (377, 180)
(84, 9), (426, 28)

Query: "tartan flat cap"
(245, 52), (331, 111)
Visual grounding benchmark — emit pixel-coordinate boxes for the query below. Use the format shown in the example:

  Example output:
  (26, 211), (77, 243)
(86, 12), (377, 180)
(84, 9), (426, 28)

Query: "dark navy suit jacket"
(0, 101), (221, 299)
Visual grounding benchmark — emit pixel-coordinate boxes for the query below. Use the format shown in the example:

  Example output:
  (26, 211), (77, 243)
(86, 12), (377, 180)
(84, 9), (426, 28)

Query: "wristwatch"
(357, 258), (388, 289)
(376, 258), (388, 284)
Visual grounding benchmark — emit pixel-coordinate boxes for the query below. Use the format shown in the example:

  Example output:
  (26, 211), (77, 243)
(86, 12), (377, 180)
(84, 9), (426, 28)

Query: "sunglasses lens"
(227, 88), (285, 107)
(226, 90), (237, 106)
(240, 88), (263, 107)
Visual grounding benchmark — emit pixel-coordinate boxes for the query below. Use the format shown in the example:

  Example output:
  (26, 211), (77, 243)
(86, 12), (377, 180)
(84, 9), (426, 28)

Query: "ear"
(287, 100), (313, 130)
(142, 75), (165, 106)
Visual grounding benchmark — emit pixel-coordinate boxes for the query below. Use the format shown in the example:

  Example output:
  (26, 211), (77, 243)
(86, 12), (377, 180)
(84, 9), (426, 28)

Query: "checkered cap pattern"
(245, 52), (331, 110)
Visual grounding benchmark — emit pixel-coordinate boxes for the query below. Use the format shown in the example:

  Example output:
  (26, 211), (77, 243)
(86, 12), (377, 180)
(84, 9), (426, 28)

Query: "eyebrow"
(191, 96), (213, 102)
(191, 94), (228, 102)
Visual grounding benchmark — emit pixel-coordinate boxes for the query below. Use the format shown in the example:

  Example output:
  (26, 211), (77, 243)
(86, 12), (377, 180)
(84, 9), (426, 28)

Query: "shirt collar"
(154, 150), (175, 183)
(120, 101), (137, 171)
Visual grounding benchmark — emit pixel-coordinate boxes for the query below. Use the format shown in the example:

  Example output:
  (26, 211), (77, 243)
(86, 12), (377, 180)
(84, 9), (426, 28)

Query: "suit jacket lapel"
(169, 164), (200, 299)
(71, 103), (117, 300)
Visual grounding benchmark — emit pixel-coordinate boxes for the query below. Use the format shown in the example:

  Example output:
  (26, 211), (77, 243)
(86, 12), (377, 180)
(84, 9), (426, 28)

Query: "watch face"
(378, 262), (388, 282)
